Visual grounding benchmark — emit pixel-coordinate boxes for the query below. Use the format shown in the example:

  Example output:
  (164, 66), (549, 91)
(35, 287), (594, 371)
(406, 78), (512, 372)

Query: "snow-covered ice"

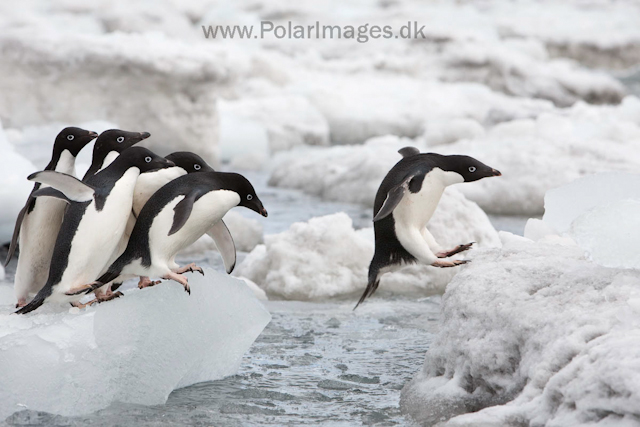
(236, 189), (500, 300)
(0, 268), (270, 419)
(401, 232), (640, 426)
(543, 172), (640, 233)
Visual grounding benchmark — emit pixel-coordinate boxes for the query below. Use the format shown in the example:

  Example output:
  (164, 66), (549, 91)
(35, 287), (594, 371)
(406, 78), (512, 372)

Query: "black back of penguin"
(82, 129), (151, 180)
(109, 172), (265, 270)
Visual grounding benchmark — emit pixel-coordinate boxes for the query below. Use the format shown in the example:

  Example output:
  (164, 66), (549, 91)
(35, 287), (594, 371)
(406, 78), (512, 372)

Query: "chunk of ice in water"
(543, 172), (640, 233)
(0, 269), (271, 419)
(570, 199), (640, 269)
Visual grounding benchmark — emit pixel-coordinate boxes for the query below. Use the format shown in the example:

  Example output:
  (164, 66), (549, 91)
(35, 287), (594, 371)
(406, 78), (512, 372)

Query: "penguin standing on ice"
(355, 147), (501, 308)
(82, 129), (150, 179)
(6, 127), (98, 308)
(16, 147), (174, 314)
(107, 151), (220, 291)
(69, 171), (267, 297)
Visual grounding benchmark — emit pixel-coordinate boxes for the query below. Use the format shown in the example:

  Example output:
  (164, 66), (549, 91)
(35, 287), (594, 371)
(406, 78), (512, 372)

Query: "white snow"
(0, 121), (37, 244)
(0, 268), (271, 419)
(401, 232), (640, 426)
(570, 199), (640, 270)
(543, 172), (640, 234)
(236, 190), (499, 300)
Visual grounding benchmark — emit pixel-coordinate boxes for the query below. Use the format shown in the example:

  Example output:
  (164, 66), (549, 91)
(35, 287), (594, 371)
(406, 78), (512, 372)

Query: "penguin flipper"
(398, 146), (420, 158)
(373, 173), (417, 222)
(168, 188), (205, 236)
(207, 219), (236, 274)
(31, 187), (71, 203)
(28, 171), (95, 202)
(5, 203), (28, 267)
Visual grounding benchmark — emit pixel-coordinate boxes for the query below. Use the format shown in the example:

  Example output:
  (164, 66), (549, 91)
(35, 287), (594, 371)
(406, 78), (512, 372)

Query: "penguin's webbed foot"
(163, 272), (191, 295)
(431, 259), (470, 268)
(138, 276), (162, 289)
(436, 242), (474, 258)
(97, 291), (124, 303)
(66, 281), (102, 296)
(173, 263), (204, 276)
(15, 298), (27, 309)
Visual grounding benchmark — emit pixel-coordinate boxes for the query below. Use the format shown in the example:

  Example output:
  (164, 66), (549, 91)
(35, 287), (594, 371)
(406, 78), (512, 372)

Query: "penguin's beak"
(260, 207), (268, 218)
(88, 131), (99, 138)
(491, 169), (502, 177)
(139, 132), (151, 140)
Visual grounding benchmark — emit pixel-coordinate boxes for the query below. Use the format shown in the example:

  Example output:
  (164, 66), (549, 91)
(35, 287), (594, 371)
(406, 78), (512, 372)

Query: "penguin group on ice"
(6, 127), (500, 314)
(7, 127), (267, 314)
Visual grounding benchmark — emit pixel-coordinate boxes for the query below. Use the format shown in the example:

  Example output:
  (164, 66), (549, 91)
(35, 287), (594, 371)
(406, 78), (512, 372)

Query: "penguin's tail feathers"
(15, 285), (52, 315)
(354, 265), (381, 310)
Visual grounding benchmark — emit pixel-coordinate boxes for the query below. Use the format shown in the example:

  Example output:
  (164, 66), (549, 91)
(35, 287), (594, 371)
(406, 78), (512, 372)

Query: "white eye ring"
(117, 136), (125, 143)
(67, 135), (74, 141)
(194, 164), (201, 171)
(145, 156), (152, 163)
(247, 194), (253, 201)
(469, 166), (476, 172)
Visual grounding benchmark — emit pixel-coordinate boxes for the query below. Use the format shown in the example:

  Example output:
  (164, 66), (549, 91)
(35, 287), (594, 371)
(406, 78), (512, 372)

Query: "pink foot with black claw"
(138, 276), (162, 289)
(16, 298), (26, 309)
(163, 271), (191, 295)
(431, 259), (471, 268)
(173, 263), (204, 276)
(436, 242), (475, 259)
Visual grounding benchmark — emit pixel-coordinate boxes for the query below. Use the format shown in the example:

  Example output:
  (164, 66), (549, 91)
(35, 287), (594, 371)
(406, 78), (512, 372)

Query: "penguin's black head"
(119, 146), (175, 173)
(94, 129), (151, 158)
(227, 173), (268, 217)
(55, 127), (98, 156)
(165, 152), (215, 173)
(441, 154), (501, 183)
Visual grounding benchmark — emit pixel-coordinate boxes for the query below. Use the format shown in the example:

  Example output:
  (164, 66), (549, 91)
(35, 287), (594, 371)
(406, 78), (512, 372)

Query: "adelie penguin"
(15, 147), (175, 314)
(69, 171), (268, 297)
(5, 127), (98, 308)
(82, 129), (151, 179)
(354, 147), (501, 309)
(106, 151), (224, 292)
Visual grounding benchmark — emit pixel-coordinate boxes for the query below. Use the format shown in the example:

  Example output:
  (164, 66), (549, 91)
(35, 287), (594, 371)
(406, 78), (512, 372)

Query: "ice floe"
(0, 269), (270, 419)
(401, 232), (640, 426)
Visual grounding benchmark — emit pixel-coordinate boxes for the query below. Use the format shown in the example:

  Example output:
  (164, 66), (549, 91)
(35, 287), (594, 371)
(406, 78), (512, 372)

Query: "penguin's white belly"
(14, 150), (77, 299)
(392, 169), (461, 264)
(51, 170), (138, 300)
(14, 197), (67, 298)
(147, 190), (240, 274)
(132, 167), (186, 216)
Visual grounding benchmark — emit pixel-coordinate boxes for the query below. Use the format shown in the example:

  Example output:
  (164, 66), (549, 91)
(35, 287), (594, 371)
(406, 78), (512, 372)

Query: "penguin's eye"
(145, 156), (152, 163)
(469, 166), (476, 173)
(67, 135), (74, 141)
(247, 194), (253, 201)
(117, 136), (125, 143)
(194, 164), (201, 171)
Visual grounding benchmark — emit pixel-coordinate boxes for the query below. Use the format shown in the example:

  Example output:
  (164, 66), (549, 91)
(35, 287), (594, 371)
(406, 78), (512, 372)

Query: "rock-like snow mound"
(401, 233), (640, 426)
(0, 269), (271, 419)
(236, 189), (500, 300)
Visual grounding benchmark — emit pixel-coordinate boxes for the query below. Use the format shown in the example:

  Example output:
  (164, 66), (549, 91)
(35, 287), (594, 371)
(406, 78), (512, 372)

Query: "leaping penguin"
(354, 147), (501, 309)
(16, 147), (174, 314)
(69, 171), (268, 297)
(6, 127), (98, 308)
(82, 129), (150, 179)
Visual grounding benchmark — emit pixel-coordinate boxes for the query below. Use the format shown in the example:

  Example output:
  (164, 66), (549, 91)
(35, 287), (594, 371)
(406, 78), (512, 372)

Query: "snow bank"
(0, 30), (230, 164)
(0, 121), (37, 244)
(219, 96), (329, 152)
(401, 233), (640, 426)
(0, 268), (270, 419)
(236, 190), (500, 300)
(436, 97), (640, 215)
